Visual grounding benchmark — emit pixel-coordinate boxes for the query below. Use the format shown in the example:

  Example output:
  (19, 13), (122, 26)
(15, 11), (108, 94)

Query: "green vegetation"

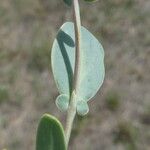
(105, 91), (120, 111)
(114, 121), (139, 150)
(36, 114), (66, 150)
(0, 86), (9, 104)
(36, 0), (105, 149)
(141, 105), (150, 125)
(28, 43), (50, 72)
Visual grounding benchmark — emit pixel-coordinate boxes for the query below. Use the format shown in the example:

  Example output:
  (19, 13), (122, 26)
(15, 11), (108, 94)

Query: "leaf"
(51, 26), (75, 97)
(77, 100), (89, 115)
(51, 22), (105, 115)
(63, 0), (72, 6)
(36, 114), (66, 150)
(56, 94), (69, 112)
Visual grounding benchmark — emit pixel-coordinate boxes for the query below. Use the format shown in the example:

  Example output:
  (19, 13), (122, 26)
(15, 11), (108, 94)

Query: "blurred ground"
(0, 0), (150, 150)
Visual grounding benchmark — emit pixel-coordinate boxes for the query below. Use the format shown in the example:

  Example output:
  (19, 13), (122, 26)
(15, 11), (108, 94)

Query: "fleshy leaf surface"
(51, 22), (105, 113)
(77, 100), (89, 115)
(36, 114), (66, 150)
(51, 23), (75, 97)
(56, 94), (69, 111)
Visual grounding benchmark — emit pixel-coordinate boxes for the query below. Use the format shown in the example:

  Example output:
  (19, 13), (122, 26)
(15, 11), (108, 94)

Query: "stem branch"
(65, 0), (81, 147)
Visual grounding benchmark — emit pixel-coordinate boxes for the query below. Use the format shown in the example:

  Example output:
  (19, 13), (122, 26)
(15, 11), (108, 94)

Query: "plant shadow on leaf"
(56, 29), (75, 95)
(52, 22), (105, 102)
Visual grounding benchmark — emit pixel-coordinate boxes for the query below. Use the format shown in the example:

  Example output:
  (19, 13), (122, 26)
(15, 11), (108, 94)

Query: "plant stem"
(72, 0), (82, 91)
(65, 0), (81, 148)
(65, 92), (77, 147)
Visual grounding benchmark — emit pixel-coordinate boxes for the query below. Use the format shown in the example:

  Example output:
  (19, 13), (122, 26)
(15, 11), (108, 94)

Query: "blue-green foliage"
(36, 114), (66, 150)
(56, 94), (69, 112)
(51, 22), (105, 115)
(77, 100), (89, 115)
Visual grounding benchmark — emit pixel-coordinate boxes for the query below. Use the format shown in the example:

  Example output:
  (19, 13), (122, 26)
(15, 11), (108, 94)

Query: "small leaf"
(56, 94), (69, 111)
(77, 100), (89, 116)
(63, 0), (72, 6)
(36, 114), (66, 150)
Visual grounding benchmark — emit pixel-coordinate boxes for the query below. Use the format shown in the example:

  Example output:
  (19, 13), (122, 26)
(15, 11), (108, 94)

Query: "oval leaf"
(36, 114), (66, 150)
(51, 22), (105, 113)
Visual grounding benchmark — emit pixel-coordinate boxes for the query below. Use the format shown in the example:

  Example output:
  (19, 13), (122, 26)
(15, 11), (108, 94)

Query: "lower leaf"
(36, 114), (66, 150)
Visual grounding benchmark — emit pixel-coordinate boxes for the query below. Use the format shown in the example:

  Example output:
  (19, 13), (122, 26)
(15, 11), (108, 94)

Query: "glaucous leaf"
(36, 114), (66, 150)
(51, 22), (105, 115)
(56, 94), (69, 111)
(51, 24), (75, 97)
(77, 100), (89, 115)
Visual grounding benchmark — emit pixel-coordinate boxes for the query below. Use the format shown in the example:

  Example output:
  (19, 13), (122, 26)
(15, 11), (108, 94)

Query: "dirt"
(0, 0), (150, 150)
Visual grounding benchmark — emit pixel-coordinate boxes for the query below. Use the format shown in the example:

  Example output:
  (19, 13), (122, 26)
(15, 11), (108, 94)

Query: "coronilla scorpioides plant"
(36, 0), (105, 149)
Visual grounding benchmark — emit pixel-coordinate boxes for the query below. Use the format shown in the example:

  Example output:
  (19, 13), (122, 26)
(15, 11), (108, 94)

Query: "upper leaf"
(51, 24), (75, 97)
(36, 114), (66, 150)
(51, 22), (105, 114)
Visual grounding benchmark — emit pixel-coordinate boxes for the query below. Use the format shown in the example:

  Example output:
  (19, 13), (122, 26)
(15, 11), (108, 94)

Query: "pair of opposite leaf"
(36, 1), (105, 150)
(51, 22), (105, 116)
(36, 2), (105, 150)
(64, 0), (97, 6)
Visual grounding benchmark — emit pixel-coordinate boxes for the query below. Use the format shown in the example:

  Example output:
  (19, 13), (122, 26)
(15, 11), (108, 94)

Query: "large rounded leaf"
(36, 114), (66, 150)
(51, 22), (105, 113)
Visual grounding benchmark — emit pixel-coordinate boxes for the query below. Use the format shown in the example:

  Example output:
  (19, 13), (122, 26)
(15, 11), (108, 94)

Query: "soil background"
(0, 0), (150, 150)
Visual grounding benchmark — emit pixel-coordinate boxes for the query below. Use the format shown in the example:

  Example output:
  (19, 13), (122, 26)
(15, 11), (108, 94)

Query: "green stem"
(65, 0), (81, 148)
